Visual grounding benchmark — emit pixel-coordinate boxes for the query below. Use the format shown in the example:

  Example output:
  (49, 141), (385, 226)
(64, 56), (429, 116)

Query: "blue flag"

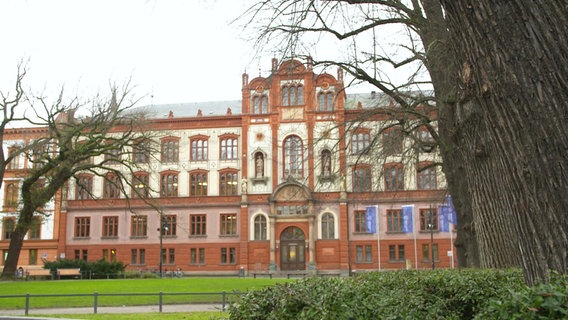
(446, 195), (457, 226)
(366, 206), (377, 233)
(438, 205), (450, 232)
(401, 205), (414, 233)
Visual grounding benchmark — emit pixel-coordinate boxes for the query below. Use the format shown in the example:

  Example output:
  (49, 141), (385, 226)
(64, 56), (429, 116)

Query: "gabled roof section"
(138, 100), (242, 119)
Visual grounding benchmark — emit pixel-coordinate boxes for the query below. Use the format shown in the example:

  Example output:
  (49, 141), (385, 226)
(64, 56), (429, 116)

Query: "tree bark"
(440, 0), (568, 284)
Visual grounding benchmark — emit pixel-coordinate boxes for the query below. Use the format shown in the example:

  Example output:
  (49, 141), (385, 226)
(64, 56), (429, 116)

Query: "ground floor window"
(131, 248), (146, 265)
(221, 247), (236, 264)
(356, 245), (372, 263)
(388, 244), (405, 262)
(190, 248), (205, 265)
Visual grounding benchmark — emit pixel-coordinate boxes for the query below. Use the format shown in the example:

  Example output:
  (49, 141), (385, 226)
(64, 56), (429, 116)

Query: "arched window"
(103, 174), (122, 199)
(353, 165), (372, 192)
(417, 163), (437, 190)
(76, 175), (93, 200)
(189, 171), (208, 196)
(190, 136), (208, 161)
(384, 164), (404, 191)
(281, 84), (304, 106)
(220, 136), (238, 160)
(132, 172), (150, 198)
(254, 215), (267, 240)
(4, 182), (18, 207)
(321, 213), (335, 239)
(161, 137), (179, 163)
(219, 170), (238, 196)
(352, 129), (370, 154)
(3, 218), (15, 240)
(284, 136), (303, 177)
(160, 172), (179, 197)
(318, 92), (334, 111)
(252, 95), (269, 114)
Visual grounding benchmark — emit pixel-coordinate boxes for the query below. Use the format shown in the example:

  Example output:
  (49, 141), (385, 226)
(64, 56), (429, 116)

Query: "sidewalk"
(0, 303), (225, 317)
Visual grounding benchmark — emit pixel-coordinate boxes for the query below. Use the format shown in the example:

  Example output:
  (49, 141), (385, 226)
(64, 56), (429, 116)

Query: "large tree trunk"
(2, 221), (30, 279)
(418, 0), (481, 268)
(440, 0), (568, 284)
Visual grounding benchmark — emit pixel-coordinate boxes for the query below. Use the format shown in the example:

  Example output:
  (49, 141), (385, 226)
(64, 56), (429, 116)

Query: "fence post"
(159, 291), (163, 313)
(25, 293), (30, 316)
(94, 292), (98, 314)
(222, 291), (226, 311)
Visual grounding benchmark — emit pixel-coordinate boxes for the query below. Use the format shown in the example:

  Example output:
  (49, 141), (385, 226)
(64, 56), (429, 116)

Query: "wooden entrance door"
(280, 227), (306, 271)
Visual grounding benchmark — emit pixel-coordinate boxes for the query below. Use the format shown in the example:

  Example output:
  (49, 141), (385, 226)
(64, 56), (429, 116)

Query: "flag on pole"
(446, 195), (457, 226)
(366, 206), (377, 233)
(438, 205), (450, 232)
(401, 205), (414, 233)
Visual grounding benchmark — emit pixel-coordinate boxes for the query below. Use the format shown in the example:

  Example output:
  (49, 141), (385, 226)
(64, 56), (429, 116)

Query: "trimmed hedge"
(44, 258), (126, 278)
(227, 269), (530, 320)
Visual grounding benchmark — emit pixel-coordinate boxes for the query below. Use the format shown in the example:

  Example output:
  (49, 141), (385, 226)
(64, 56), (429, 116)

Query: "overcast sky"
(0, 0), (261, 106)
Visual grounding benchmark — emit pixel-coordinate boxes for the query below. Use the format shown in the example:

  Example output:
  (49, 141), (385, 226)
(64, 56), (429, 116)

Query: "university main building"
(1, 59), (455, 276)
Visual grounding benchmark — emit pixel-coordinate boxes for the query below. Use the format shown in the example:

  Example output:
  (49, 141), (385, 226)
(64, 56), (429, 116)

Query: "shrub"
(227, 269), (526, 320)
(44, 258), (126, 278)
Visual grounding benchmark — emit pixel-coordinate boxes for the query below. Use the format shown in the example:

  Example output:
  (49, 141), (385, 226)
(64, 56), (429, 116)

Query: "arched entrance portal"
(280, 226), (306, 271)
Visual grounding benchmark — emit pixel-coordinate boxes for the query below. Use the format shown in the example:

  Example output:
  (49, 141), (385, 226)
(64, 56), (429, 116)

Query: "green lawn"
(0, 277), (288, 310)
(38, 311), (227, 320)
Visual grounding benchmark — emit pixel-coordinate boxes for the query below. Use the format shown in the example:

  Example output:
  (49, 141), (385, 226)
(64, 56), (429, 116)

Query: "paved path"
(0, 303), (224, 318)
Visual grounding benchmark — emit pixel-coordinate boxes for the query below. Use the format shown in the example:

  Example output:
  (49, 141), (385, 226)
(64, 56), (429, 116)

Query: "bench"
(317, 271), (341, 278)
(252, 272), (273, 279)
(286, 272), (309, 279)
(57, 268), (82, 279)
(26, 269), (53, 280)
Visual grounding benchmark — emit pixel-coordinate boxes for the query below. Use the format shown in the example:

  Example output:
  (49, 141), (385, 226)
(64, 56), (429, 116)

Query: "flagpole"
(376, 205), (381, 271)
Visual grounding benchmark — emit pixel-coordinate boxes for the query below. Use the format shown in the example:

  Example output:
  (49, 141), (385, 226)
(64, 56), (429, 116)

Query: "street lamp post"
(428, 208), (435, 270)
(158, 219), (169, 278)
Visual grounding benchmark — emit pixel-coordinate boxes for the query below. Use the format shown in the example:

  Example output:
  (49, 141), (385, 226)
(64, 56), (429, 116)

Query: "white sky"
(0, 0), (260, 106)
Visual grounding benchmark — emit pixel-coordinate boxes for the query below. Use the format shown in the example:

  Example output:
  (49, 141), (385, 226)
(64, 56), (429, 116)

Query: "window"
(220, 136), (238, 160)
(189, 171), (208, 196)
(8, 147), (20, 170)
(166, 248), (175, 265)
(76, 175), (93, 200)
(103, 174), (122, 199)
(133, 140), (150, 163)
(102, 216), (118, 238)
(383, 129), (404, 156)
(419, 208), (438, 232)
(353, 166), (372, 192)
(254, 215), (267, 240)
(3, 218), (15, 240)
(132, 173), (149, 198)
(384, 164), (404, 191)
(160, 172), (178, 197)
(29, 249), (38, 265)
(386, 209), (403, 233)
(318, 92), (334, 111)
(321, 213), (335, 239)
(162, 215), (177, 237)
(190, 137), (208, 161)
(417, 164), (437, 190)
(131, 248), (146, 265)
(190, 214), (206, 236)
(321, 149), (332, 177)
(281, 84), (304, 106)
(220, 214), (237, 236)
(352, 130), (370, 154)
(28, 216), (42, 239)
(276, 205), (308, 215)
(74, 249), (88, 261)
(130, 215), (147, 237)
(389, 244), (406, 262)
(284, 135), (303, 177)
(219, 170), (238, 196)
(74, 217), (90, 238)
(416, 126), (436, 152)
(4, 182), (19, 208)
(422, 243), (439, 261)
(356, 245), (372, 262)
(354, 210), (367, 233)
(161, 138), (179, 163)
(190, 248), (206, 265)
(104, 145), (121, 162)
(32, 144), (48, 168)
(221, 247), (236, 264)
(252, 95), (269, 114)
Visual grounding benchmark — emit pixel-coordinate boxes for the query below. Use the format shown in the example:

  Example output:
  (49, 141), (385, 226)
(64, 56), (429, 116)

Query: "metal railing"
(0, 291), (245, 315)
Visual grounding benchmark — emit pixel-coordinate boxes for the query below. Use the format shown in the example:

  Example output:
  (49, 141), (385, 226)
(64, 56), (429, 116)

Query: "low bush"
(227, 269), (527, 320)
(44, 258), (126, 277)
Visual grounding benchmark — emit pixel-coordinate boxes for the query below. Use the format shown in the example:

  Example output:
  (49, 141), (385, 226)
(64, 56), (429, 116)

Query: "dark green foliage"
(475, 275), (568, 319)
(228, 269), (528, 320)
(44, 259), (126, 278)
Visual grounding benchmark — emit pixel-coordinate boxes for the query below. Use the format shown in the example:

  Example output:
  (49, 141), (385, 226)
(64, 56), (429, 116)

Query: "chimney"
(337, 67), (343, 81)
(272, 58), (278, 73)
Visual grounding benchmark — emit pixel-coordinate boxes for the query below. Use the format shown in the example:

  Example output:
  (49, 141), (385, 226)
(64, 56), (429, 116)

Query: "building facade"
(1, 59), (455, 276)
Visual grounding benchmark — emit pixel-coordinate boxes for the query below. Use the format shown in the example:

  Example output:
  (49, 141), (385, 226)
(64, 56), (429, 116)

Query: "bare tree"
(1, 74), (156, 279)
(240, 0), (482, 269)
